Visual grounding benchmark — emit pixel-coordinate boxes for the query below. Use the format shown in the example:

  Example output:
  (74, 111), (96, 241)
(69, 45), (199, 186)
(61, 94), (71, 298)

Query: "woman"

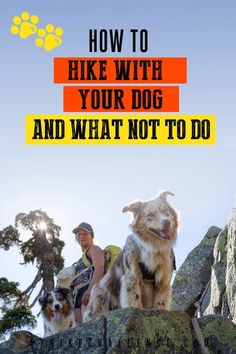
(71, 222), (105, 323)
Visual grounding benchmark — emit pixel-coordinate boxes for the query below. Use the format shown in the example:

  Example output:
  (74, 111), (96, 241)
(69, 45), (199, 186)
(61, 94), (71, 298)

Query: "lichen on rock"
(171, 226), (221, 315)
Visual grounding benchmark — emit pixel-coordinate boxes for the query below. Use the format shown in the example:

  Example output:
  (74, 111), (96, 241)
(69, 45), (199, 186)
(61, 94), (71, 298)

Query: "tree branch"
(30, 283), (44, 309)
(20, 267), (42, 297)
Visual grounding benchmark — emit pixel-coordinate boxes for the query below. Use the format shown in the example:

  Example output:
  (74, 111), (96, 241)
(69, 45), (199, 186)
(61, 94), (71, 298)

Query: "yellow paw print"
(35, 24), (64, 51)
(11, 12), (39, 39)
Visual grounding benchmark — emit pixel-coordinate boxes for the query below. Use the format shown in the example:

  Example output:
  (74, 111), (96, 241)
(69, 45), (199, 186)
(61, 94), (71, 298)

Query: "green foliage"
(0, 225), (20, 250)
(52, 252), (65, 274)
(16, 210), (65, 271)
(20, 237), (38, 264)
(15, 210), (61, 235)
(0, 278), (20, 302)
(0, 306), (36, 339)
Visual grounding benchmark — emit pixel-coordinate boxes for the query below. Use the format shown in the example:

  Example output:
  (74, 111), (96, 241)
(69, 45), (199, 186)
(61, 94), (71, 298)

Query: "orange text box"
(54, 57), (187, 84)
(63, 86), (179, 112)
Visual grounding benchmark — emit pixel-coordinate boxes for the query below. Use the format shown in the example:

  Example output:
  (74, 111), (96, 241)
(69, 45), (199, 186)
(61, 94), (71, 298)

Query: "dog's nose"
(162, 219), (171, 229)
(54, 304), (60, 311)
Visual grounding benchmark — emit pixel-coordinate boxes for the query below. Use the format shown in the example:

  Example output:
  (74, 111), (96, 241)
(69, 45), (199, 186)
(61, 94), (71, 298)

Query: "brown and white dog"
(83, 191), (178, 322)
(38, 288), (76, 337)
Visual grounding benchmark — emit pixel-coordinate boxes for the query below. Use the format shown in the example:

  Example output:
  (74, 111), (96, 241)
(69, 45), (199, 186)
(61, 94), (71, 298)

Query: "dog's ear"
(122, 201), (142, 214)
(38, 293), (48, 308)
(56, 287), (71, 298)
(159, 191), (175, 201)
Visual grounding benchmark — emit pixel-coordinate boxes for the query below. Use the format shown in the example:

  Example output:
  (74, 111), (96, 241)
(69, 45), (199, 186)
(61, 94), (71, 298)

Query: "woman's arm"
(82, 245), (105, 305)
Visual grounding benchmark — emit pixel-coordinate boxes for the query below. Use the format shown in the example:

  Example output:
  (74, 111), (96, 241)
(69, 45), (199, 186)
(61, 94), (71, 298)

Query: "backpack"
(56, 262), (77, 289)
(82, 245), (121, 273)
(56, 245), (121, 289)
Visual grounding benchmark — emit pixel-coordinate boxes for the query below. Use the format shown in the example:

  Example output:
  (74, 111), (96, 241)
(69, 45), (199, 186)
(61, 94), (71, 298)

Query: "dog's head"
(122, 191), (178, 246)
(38, 288), (73, 321)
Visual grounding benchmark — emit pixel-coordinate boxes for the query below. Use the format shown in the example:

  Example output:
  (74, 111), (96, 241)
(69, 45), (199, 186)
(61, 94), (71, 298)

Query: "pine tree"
(0, 210), (65, 339)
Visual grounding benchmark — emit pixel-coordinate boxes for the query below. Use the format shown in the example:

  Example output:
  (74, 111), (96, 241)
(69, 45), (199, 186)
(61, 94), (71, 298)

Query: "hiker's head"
(72, 222), (94, 250)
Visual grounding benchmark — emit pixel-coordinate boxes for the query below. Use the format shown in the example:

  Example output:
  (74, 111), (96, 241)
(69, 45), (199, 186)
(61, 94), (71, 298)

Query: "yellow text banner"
(25, 114), (216, 145)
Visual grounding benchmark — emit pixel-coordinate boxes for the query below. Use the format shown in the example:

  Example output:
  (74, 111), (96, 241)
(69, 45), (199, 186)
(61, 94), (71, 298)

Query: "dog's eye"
(48, 299), (53, 304)
(58, 297), (64, 301)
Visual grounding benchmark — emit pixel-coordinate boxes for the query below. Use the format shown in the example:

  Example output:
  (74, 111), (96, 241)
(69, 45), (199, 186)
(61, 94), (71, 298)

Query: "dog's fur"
(38, 288), (76, 337)
(83, 191), (178, 322)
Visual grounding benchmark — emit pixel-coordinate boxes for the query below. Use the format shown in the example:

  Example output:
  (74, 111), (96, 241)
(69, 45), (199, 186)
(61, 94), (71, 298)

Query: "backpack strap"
(81, 248), (93, 268)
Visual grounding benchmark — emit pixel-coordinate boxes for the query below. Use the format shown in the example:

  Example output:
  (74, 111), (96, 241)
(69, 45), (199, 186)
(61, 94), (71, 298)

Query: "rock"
(172, 210), (236, 321)
(3, 315), (106, 354)
(171, 226), (221, 315)
(0, 345), (15, 354)
(105, 308), (193, 353)
(198, 315), (236, 354)
(7, 331), (38, 353)
(3, 211), (236, 353)
(198, 281), (211, 316)
(198, 208), (236, 322)
(2, 309), (236, 354)
(226, 210), (236, 322)
(204, 227), (228, 317)
(0, 330), (41, 353)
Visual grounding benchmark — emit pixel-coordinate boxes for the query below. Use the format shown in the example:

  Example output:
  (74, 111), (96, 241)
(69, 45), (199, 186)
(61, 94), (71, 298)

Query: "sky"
(0, 0), (236, 337)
